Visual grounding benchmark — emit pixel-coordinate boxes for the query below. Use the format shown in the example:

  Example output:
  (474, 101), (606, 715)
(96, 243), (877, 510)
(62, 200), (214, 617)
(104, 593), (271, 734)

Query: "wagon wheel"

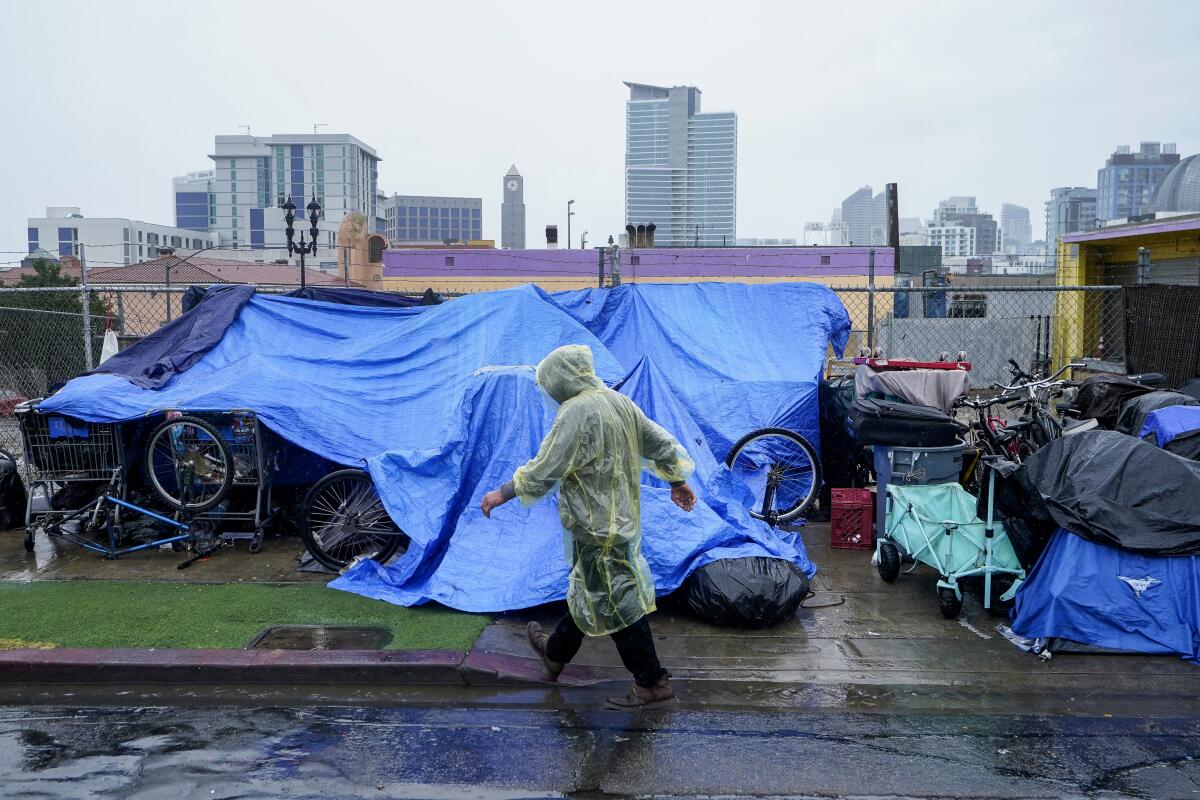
(301, 469), (407, 572)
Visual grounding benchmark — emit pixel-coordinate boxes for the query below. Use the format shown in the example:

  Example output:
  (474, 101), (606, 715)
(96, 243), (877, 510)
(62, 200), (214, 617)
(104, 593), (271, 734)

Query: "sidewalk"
(2, 523), (1199, 717)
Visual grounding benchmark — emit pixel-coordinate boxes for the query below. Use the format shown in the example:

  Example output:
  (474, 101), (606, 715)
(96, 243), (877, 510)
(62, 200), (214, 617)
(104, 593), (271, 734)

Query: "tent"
(40, 282), (850, 613)
(1011, 529), (1200, 662)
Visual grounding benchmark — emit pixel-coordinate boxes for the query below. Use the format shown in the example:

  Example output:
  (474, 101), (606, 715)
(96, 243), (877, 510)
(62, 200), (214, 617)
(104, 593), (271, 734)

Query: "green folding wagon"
(875, 471), (1025, 618)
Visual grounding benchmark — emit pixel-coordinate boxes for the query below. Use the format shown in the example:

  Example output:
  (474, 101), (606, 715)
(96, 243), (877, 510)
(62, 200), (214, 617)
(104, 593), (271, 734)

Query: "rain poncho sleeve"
(638, 412), (694, 485)
(508, 344), (695, 636)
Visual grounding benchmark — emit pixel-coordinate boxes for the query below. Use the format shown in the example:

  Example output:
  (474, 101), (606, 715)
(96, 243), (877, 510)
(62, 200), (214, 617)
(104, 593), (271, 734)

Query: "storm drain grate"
(247, 625), (392, 650)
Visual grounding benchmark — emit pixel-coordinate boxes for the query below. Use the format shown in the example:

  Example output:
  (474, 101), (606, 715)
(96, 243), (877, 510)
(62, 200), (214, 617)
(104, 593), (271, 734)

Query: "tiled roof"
(76, 255), (355, 286)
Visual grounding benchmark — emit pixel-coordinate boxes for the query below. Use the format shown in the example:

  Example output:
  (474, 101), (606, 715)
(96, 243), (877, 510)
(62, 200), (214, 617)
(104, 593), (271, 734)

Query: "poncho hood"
(536, 344), (606, 404)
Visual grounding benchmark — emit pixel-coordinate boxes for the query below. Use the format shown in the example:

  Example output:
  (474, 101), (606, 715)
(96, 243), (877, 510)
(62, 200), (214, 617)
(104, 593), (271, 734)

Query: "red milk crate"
(830, 488), (874, 549)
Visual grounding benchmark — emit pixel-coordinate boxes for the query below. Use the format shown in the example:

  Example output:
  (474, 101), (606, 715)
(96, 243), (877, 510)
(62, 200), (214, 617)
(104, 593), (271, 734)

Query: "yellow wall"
(1054, 224), (1200, 367)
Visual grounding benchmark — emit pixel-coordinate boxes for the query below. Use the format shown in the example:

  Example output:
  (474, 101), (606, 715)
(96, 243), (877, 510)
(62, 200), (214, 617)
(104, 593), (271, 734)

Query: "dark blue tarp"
(41, 282), (849, 613)
(1011, 529), (1200, 662)
(92, 285), (255, 389)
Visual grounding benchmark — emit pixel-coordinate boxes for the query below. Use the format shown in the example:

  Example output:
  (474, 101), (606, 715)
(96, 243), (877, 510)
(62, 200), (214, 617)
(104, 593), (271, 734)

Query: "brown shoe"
(525, 622), (564, 681)
(605, 676), (676, 710)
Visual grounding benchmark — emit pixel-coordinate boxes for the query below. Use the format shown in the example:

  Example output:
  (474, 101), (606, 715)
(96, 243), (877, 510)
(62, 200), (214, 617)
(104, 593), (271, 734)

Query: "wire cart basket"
(142, 409), (276, 553)
(15, 399), (126, 551)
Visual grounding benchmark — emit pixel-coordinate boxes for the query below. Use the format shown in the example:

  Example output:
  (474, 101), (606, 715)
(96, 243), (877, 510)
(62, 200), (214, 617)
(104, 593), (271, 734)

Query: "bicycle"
(33, 468), (223, 569)
(725, 428), (822, 526)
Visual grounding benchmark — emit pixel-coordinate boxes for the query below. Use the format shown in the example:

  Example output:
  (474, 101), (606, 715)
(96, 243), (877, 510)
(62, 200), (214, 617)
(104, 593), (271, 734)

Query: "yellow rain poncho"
(511, 345), (695, 636)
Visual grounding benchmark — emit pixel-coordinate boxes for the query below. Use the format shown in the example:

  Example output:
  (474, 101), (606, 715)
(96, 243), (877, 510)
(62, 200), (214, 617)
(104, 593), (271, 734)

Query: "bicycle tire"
(725, 427), (822, 524)
(144, 415), (235, 513)
(301, 469), (406, 572)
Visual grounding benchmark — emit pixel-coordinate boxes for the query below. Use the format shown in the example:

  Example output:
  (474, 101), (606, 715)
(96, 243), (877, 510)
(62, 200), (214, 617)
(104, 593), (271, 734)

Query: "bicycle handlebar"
(993, 362), (1085, 392)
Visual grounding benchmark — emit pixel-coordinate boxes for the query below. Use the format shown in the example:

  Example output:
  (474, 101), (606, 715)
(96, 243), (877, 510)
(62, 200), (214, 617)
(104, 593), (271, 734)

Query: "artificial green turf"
(0, 581), (490, 651)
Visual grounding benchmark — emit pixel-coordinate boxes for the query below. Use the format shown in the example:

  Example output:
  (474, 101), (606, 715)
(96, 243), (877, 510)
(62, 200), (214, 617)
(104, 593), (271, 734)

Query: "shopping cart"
(142, 410), (275, 553)
(16, 400), (127, 553)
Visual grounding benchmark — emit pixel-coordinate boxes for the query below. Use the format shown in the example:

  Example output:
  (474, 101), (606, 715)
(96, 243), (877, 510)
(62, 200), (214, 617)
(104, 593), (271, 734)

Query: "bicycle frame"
(38, 472), (193, 558)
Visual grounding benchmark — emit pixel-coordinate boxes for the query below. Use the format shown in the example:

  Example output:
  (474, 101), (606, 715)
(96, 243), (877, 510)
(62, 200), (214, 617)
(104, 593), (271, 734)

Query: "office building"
(840, 186), (874, 246)
(1096, 141), (1179, 220)
(1000, 203), (1032, 253)
(501, 165), (526, 249)
(931, 196), (998, 255)
(383, 194), (483, 244)
(927, 223), (976, 258)
(1045, 187), (1098, 251)
(26, 207), (217, 267)
(933, 196), (978, 223)
(172, 170), (215, 232)
(624, 82), (737, 247)
(198, 133), (381, 252)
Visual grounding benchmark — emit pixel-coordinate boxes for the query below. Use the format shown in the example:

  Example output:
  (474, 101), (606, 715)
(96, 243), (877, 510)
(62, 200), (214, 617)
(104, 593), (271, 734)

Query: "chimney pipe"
(646, 223), (656, 248)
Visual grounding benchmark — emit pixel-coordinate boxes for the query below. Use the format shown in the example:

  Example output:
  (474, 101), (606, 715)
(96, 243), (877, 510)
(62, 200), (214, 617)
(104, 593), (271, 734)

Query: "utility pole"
(567, 200), (575, 250)
(610, 243), (622, 287)
(867, 248), (876, 353)
(886, 183), (900, 276)
(79, 243), (94, 371)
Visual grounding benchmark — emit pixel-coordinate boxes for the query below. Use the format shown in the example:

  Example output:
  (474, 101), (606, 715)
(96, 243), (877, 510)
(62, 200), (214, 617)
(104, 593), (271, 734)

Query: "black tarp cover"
(1072, 374), (1154, 428)
(1115, 390), (1199, 436)
(1022, 430), (1200, 555)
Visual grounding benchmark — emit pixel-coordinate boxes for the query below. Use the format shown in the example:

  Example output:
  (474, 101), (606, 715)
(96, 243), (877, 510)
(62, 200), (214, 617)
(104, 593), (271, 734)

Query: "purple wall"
(383, 246), (895, 279)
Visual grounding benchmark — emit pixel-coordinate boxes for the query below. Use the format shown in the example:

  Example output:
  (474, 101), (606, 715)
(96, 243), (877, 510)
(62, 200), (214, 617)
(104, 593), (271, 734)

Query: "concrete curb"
(0, 646), (621, 688)
(0, 647), (472, 686)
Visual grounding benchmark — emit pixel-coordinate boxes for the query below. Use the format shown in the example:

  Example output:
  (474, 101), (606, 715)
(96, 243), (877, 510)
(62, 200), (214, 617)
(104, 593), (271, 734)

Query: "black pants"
(545, 613), (667, 688)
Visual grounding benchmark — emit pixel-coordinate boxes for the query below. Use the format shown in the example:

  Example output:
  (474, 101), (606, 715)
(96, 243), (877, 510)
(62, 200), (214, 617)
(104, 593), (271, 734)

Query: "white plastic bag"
(99, 330), (119, 364)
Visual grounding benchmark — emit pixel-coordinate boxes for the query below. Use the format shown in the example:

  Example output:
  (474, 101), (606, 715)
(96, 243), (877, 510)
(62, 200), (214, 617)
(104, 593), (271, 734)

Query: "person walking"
(481, 344), (696, 709)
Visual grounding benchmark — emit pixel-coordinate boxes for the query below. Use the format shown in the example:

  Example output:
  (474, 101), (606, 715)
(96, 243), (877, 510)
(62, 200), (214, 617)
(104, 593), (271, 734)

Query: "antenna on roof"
(238, 124), (251, 135)
(313, 123), (327, 135)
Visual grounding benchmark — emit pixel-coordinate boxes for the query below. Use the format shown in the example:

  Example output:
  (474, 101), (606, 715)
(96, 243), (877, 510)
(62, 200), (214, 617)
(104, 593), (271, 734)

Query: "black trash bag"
(0, 449), (25, 530)
(684, 556), (810, 629)
(1114, 390), (1199, 436)
(848, 397), (960, 447)
(1072, 374), (1154, 428)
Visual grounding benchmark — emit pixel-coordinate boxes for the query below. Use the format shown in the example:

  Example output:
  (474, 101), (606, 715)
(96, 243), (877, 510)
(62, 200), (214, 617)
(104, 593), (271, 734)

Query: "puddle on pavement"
(247, 625), (392, 650)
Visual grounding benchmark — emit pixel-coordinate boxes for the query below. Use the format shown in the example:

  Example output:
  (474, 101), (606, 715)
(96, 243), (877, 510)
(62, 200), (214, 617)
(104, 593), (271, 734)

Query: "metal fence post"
(866, 248), (876, 352)
(79, 244), (94, 371)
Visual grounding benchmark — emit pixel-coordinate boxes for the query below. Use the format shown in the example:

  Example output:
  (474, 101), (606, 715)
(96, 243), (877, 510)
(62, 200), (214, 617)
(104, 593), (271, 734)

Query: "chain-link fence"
(0, 282), (1136, 457)
(830, 285), (1126, 388)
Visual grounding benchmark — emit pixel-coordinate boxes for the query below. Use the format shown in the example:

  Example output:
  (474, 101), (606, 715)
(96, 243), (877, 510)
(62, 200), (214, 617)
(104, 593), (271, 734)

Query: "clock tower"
(501, 164), (525, 249)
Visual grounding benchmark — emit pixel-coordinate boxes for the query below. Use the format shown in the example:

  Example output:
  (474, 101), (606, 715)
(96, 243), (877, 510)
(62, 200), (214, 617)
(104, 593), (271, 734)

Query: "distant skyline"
(2, 1), (1199, 264)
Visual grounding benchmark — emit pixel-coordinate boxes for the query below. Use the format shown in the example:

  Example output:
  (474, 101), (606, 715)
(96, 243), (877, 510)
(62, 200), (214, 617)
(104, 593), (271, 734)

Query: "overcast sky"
(3, 1), (1198, 262)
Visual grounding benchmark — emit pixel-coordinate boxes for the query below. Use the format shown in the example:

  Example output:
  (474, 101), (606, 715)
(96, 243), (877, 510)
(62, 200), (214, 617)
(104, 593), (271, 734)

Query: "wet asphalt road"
(4, 703), (1200, 799)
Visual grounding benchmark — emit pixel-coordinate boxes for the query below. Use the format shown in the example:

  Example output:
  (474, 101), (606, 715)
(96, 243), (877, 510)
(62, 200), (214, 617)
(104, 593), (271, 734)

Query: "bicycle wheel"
(145, 416), (234, 513)
(301, 469), (407, 571)
(725, 428), (822, 524)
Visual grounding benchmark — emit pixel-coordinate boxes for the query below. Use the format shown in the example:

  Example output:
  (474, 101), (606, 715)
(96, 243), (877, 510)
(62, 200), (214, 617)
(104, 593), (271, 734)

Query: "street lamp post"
(284, 195), (322, 290)
(580, 230), (588, 250)
(567, 200), (575, 250)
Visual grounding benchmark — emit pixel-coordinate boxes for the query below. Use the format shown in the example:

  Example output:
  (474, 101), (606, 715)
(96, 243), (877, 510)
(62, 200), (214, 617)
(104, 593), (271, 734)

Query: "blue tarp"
(1011, 529), (1200, 662)
(41, 282), (850, 613)
(1140, 405), (1200, 447)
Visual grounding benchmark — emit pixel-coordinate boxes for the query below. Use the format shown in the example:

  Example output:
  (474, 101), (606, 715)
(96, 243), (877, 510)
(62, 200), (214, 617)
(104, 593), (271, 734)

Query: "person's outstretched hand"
(481, 489), (509, 518)
(671, 482), (697, 512)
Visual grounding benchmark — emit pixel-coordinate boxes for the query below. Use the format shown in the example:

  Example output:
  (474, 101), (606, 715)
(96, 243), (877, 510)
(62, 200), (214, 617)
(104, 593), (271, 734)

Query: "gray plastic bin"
(874, 444), (965, 541)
